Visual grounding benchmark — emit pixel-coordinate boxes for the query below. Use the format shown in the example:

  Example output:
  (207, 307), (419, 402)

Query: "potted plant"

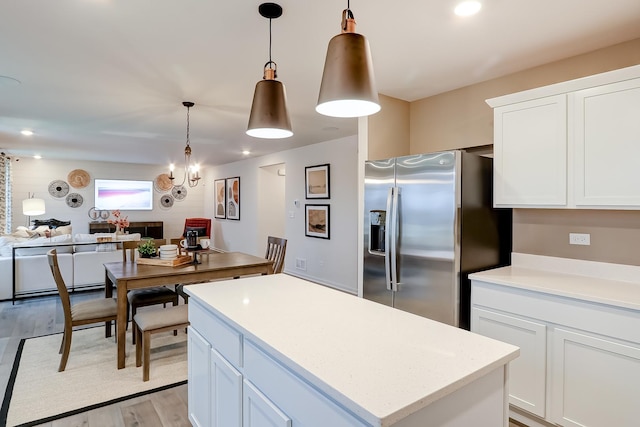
(137, 240), (157, 258)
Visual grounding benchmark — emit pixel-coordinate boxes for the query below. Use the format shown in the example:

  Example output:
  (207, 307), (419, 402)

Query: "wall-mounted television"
(94, 179), (153, 211)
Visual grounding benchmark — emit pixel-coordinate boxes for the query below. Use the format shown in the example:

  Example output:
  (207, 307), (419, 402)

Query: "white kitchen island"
(185, 274), (519, 427)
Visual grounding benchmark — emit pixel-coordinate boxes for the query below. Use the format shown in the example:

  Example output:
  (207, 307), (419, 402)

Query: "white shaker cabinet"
(470, 269), (640, 427)
(188, 327), (243, 427)
(188, 327), (211, 427)
(550, 328), (640, 427)
(471, 307), (547, 418)
(487, 64), (640, 209)
(572, 77), (640, 207)
(492, 95), (567, 207)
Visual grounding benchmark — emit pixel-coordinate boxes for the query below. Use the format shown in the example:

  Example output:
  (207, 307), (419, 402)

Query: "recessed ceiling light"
(33, 155), (42, 159)
(21, 129), (33, 136)
(454, 1), (482, 16)
(242, 150), (251, 155)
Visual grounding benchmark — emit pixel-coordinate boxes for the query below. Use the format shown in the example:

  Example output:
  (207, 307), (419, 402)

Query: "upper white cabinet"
(487, 64), (640, 209)
(573, 78), (640, 207)
(493, 95), (567, 206)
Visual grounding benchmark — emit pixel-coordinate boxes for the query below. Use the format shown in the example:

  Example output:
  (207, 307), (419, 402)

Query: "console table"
(89, 221), (163, 239)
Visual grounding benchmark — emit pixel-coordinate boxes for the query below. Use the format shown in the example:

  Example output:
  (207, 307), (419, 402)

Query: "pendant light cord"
(269, 18), (272, 67)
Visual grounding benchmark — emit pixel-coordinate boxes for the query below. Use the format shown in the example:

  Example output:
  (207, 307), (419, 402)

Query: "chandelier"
(169, 101), (201, 188)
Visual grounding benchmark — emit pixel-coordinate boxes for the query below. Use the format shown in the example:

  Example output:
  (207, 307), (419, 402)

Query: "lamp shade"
(22, 198), (45, 216)
(316, 32), (380, 118)
(247, 78), (293, 139)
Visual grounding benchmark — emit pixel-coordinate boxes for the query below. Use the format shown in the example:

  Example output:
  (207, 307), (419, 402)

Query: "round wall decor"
(160, 194), (174, 208)
(154, 173), (173, 192)
(48, 180), (70, 198)
(66, 193), (84, 208)
(68, 169), (90, 189)
(172, 184), (187, 200)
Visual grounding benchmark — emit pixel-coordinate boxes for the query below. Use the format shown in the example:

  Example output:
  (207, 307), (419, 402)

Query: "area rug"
(1, 327), (187, 426)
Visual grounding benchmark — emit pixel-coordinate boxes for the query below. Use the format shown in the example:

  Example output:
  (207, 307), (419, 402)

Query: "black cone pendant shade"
(316, 7), (380, 118)
(247, 3), (293, 139)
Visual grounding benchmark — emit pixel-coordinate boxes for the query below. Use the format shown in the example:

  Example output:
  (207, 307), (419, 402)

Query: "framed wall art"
(214, 179), (226, 219)
(305, 163), (330, 199)
(305, 204), (330, 239)
(227, 177), (240, 220)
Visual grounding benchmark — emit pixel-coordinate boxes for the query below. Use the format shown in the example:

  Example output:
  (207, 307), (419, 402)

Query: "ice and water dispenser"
(369, 210), (386, 254)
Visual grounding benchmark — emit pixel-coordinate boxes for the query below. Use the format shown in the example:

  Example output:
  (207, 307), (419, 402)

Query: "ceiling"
(1, 1), (639, 167)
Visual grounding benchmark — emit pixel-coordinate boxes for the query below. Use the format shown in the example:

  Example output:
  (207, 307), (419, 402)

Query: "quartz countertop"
(186, 274), (518, 426)
(469, 253), (640, 311)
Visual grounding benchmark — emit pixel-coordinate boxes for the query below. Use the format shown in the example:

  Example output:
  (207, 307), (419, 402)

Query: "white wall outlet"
(295, 258), (307, 271)
(569, 233), (591, 245)
(288, 211), (295, 218)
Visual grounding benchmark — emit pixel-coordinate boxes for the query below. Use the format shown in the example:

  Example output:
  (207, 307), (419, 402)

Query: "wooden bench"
(134, 305), (189, 381)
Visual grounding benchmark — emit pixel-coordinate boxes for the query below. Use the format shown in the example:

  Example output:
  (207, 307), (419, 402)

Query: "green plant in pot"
(138, 240), (157, 258)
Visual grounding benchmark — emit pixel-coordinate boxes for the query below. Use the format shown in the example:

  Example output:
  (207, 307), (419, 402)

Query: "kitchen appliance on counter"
(363, 150), (511, 329)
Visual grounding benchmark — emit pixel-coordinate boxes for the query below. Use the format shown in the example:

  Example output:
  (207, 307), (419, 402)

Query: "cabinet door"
(211, 347), (242, 426)
(471, 307), (547, 418)
(493, 95), (567, 206)
(573, 78), (640, 207)
(550, 328), (640, 427)
(243, 380), (292, 427)
(188, 327), (211, 427)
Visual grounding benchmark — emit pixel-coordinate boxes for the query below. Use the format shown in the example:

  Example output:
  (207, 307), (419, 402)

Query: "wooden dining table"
(104, 251), (274, 369)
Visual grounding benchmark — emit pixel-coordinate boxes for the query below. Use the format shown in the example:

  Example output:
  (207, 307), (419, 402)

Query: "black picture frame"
(305, 204), (330, 239)
(305, 163), (330, 199)
(214, 179), (226, 219)
(227, 176), (240, 220)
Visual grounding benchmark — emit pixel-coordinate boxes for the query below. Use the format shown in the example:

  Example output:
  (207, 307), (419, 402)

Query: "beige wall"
(390, 37), (640, 265)
(410, 38), (640, 154)
(513, 210), (640, 266)
(365, 94), (410, 160)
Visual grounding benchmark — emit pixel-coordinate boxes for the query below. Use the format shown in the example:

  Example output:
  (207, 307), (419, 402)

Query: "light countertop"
(186, 274), (518, 426)
(469, 253), (640, 311)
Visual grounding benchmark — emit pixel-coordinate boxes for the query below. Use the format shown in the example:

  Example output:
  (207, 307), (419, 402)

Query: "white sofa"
(0, 232), (142, 301)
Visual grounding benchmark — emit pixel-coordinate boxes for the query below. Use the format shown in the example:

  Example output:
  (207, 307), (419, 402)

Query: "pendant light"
(246, 3), (293, 139)
(169, 101), (201, 188)
(316, 0), (380, 118)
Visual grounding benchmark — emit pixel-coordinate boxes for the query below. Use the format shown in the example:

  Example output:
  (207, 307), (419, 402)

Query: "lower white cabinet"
(471, 279), (640, 427)
(471, 307), (547, 418)
(550, 328), (640, 427)
(243, 380), (292, 427)
(188, 327), (211, 427)
(211, 347), (242, 426)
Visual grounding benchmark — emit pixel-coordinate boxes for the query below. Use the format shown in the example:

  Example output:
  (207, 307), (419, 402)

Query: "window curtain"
(0, 153), (11, 234)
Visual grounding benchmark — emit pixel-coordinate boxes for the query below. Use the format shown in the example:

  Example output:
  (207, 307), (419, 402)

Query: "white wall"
(204, 136), (359, 294)
(10, 158), (206, 238)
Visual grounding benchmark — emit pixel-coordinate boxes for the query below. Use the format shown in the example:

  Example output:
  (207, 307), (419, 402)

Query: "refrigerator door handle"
(390, 186), (399, 291)
(385, 187), (394, 291)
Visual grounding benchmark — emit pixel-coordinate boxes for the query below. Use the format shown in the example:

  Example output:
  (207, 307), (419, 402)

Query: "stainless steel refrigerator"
(363, 150), (511, 329)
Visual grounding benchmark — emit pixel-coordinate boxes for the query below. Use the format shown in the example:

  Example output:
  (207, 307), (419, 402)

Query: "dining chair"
(182, 217), (211, 239)
(134, 304), (190, 381)
(47, 249), (118, 372)
(122, 239), (179, 344)
(265, 236), (287, 274)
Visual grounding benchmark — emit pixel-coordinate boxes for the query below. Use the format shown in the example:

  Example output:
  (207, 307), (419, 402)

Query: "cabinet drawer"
(189, 300), (242, 366)
(472, 279), (640, 344)
(243, 340), (367, 427)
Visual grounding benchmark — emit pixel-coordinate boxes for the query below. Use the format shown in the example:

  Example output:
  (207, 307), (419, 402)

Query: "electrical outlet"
(569, 233), (591, 245)
(295, 258), (307, 271)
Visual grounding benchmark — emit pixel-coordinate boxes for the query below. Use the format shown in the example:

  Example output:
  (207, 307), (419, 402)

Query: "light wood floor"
(1, 291), (526, 427)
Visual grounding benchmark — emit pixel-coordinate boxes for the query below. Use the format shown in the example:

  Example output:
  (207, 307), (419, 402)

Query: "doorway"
(257, 163), (286, 253)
